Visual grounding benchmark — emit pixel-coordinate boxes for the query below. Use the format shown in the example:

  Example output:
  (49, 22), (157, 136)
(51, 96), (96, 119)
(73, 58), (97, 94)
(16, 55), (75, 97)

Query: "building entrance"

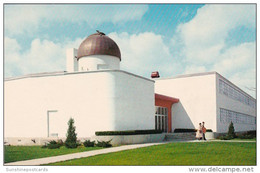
(155, 106), (168, 132)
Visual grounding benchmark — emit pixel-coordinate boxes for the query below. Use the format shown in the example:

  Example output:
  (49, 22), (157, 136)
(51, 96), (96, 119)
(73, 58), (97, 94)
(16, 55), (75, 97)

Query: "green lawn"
(4, 145), (102, 163)
(49, 142), (256, 166)
(231, 138), (256, 141)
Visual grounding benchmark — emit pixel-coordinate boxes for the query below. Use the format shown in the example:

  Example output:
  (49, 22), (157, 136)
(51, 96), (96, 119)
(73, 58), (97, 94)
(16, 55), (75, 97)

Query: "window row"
(219, 79), (255, 108)
(220, 108), (256, 125)
(155, 106), (168, 116)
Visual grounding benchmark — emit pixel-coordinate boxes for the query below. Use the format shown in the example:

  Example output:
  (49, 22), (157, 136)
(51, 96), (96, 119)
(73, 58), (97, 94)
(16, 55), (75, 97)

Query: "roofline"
(155, 93), (179, 103)
(216, 72), (256, 100)
(4, 70), (154, 83)
(154, 71), (217, 80)
(155, 71), (255, 100)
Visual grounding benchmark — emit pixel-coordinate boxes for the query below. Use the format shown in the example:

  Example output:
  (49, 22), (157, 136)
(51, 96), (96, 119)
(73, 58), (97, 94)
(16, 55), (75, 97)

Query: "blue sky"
(4, 4), (256, 97)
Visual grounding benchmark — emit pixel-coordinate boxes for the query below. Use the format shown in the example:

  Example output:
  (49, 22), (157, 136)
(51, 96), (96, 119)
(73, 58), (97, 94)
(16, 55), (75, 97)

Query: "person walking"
(202, 121), (207, 141)
(196, 123), (203, 140)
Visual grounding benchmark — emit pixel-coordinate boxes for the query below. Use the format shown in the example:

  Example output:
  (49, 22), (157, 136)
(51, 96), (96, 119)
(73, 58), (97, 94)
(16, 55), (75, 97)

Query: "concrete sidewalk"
(5, 139), (255, 166)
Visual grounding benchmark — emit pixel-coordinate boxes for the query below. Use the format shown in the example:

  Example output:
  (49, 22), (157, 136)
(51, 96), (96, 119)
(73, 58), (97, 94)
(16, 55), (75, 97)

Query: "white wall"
(155, 73), (217, 132)
(78, 55), (120, 71)
(112, 71), (155, 131)
(4, 70), (154, 139)
(216, 74), (256, 133)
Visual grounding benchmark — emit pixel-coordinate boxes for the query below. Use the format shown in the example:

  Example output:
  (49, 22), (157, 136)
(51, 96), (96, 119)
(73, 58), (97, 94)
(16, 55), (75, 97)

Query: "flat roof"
(154, 71), (217, 80)
(216, 72), (256, 100)
(4, 70), (154, 83)
(155, 71), (255, 100)
(155, 93), (179, 103)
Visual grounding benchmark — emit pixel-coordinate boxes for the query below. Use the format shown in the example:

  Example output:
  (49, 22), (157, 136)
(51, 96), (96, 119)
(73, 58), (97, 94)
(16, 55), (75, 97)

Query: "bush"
(219, 135), (232, 140)
(47, 140), (60, 149)
(95, 130), (163, 136)
(65, 142), (79, 149)
(237, 135), (255, 139)
(174, 129), (196, 133)
(219, 122), (236, 140)
(57, 139), (64, 147)
(65, 118), (78, 148)
(174, 129), (213, 133)
(227, 121), (236, 139)
(41, 144), (48, 149)
(246, 130), (256, 136)
(96, 140), (112, 148)
(83, 140), (95, 147)
(236, 130), (256, 139)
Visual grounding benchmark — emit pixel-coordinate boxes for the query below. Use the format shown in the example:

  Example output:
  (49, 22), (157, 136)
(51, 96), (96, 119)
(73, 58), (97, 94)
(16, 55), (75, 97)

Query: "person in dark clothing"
(202, 121), (207, 141)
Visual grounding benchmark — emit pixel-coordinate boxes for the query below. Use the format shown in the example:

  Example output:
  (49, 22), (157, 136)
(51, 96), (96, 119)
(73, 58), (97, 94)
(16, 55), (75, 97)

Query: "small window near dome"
(98, 64), (108, 70)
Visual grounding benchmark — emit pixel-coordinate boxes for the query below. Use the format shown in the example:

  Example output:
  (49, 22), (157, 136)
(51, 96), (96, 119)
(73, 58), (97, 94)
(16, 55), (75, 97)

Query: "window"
(219, 79), (255, 108)
(155, 106), (168, 132)
(220, 108), (255, 125)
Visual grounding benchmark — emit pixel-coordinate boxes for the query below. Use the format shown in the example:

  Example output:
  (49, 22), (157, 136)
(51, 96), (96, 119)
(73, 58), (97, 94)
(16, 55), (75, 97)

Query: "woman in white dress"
(196, 123), (203, 140)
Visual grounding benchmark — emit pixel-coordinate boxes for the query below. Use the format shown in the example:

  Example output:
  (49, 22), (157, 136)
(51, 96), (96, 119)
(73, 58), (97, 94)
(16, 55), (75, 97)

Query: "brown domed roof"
(77, 31), (121, 61)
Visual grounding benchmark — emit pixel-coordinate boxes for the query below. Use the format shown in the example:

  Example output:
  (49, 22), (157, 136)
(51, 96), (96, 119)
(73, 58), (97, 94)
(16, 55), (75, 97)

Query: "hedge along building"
(4, 31), (256, 145)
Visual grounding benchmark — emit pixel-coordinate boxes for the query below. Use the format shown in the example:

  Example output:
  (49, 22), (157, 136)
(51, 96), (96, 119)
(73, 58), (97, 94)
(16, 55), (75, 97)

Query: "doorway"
(47, 110), (58, 137)
(155, 106), (168, 132)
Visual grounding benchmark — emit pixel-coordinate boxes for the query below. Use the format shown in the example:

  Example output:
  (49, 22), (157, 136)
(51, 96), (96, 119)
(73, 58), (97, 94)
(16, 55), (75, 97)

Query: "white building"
(155, 72), (256, 133)
(4, 32), (155, 143)
(4, 31), (256, 145)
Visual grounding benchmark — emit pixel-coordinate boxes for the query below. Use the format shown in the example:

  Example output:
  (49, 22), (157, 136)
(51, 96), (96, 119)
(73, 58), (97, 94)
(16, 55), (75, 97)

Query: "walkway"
(5, 139), (255, 166)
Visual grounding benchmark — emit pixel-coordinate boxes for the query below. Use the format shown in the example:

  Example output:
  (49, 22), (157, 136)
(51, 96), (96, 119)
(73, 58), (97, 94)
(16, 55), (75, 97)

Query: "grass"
(231, 138), (256, 141)
(4, 145), (102, 163)
(49, 142), (256, 166)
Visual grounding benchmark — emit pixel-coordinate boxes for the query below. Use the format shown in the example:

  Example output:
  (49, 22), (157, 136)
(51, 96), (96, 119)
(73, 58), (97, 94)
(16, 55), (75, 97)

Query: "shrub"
(47, 140), (60, 149)
(237, 135), (254, 139)
(65, 118), (78, 148)
(246, 130), (256, 136)
(219, 122), (239, 140)
(174, 129), (196, 133)
(174, 129), (213, 133)
(219, 135), (232, 140)
(83, 140), (95, 147)
(49, 140), (57, 145)
(41, 144), (48, 149)
(96, 140), (112, 148)
(65, 142), (79, 149)
(95, 130), (163, 136)
(57, 139), (64, 147)
(227, 121), (236, 139)
(236, 130), (256, 139)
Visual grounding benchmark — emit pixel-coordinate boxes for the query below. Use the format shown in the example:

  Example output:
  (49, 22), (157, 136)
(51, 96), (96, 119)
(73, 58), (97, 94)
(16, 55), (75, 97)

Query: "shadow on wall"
(172, 101), (195, 131)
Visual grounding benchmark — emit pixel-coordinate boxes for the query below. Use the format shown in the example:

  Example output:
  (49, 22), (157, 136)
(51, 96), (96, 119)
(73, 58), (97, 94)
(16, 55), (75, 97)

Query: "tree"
(65, 118), (78, 148)
(227, 121), (236, 139)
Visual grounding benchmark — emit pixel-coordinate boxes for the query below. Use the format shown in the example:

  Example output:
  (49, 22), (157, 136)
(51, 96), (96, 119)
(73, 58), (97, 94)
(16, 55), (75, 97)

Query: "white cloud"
(109, 32), (180, 77)
(171, 4), (256, 97)
(173, 4), (255, 64)
(4, 36), (83, 77)
(184, 65), (206, 74)
(4, 5), (148, 36)
(213, 42), (255, 75)
(4, 37), (21, 63)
